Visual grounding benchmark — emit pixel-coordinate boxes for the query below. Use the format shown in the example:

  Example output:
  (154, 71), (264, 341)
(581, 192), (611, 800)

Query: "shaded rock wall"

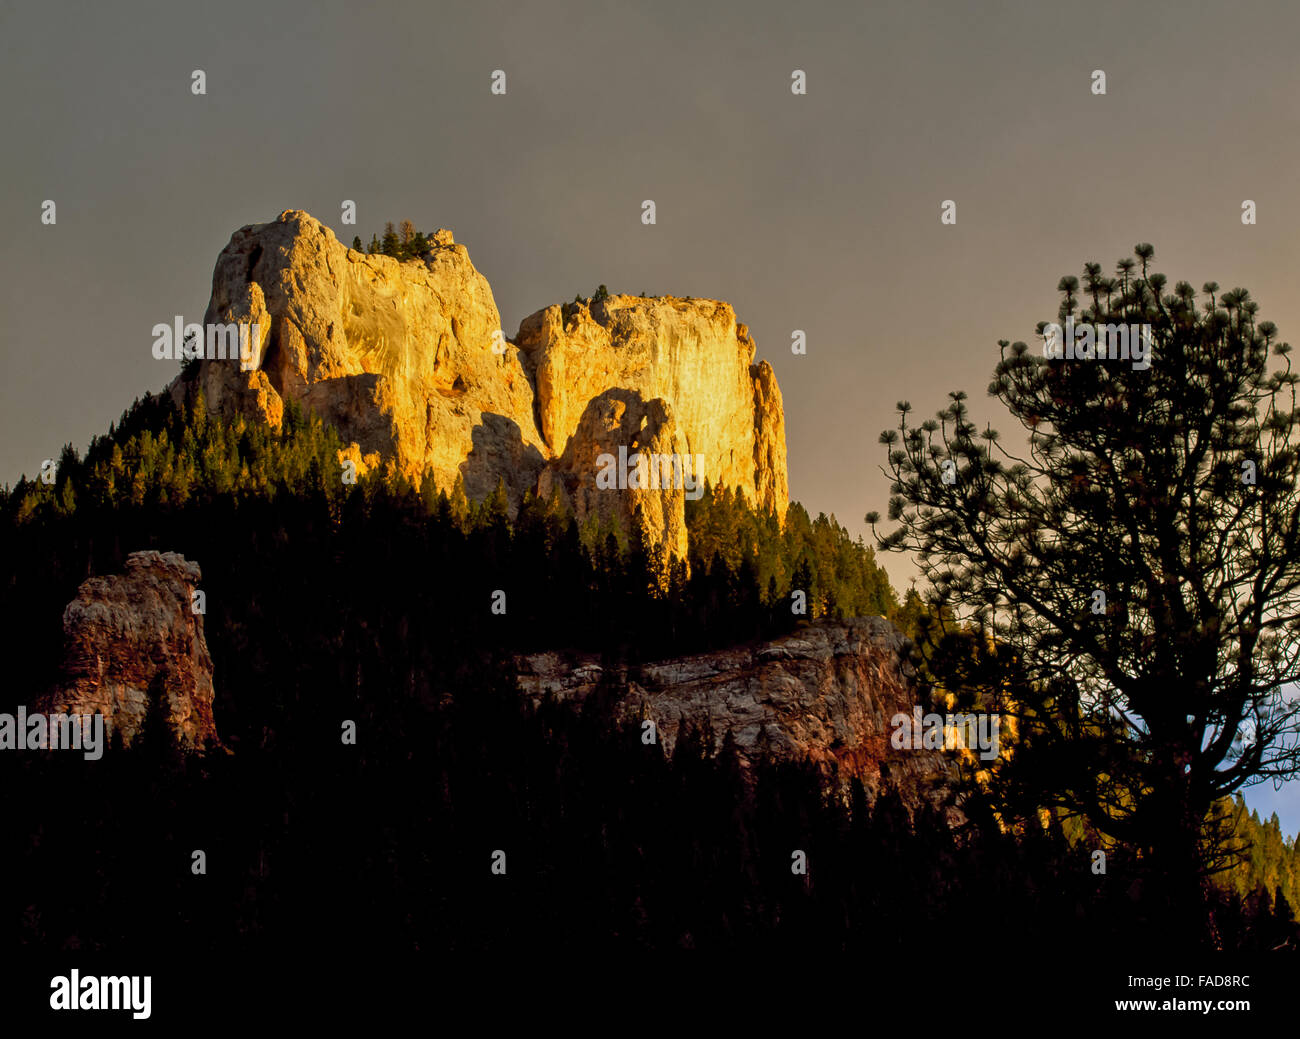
(38, 551), (221, 751)
(516, 617), (959, 816)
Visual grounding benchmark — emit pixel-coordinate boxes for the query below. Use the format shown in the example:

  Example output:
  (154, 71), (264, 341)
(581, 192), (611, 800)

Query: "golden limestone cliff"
(169, 211), (788, 558)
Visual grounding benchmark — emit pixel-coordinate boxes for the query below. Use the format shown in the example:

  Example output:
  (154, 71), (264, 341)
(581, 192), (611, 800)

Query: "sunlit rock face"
(175, 210), (547, 505)
(515, 294), (788, 518)
(172, 210), (789, 559)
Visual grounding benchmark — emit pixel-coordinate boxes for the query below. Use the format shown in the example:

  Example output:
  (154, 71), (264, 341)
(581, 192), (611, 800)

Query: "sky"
(1, 0), (1297, 833)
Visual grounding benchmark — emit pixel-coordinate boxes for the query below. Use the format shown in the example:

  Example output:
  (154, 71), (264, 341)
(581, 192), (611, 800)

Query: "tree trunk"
(1146, 756), (1212, 948)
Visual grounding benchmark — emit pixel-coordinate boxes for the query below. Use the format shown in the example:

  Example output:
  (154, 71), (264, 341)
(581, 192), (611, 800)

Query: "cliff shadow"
(460, 412), (548, 511)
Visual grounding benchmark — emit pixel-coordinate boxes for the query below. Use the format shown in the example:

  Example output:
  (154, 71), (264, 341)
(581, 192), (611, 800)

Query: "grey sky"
(2, 0), (1297, 830)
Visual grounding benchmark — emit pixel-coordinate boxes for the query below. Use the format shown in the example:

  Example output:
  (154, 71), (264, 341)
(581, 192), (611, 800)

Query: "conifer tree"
(381, 222), (400, 258)
(870, 244), (1300, 940)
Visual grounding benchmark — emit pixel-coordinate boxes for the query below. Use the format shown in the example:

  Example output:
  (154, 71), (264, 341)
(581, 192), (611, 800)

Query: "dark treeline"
(0, 390), (896, 708)
(0, 392), (1295, 956)
(5, 662), (1295, 958)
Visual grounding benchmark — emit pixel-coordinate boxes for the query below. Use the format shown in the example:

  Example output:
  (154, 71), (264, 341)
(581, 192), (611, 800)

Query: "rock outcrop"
(171, 210), (788, 558)
(515, 617), (959, 816)
(37, 551), (221, 751)
(515, 294), (788, 516)
(177, 210), (547, 505)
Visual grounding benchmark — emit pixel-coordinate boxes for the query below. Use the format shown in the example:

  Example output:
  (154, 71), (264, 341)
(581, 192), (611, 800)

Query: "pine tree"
(870, 243), (1300, 942)
(381, 222), (400, 257)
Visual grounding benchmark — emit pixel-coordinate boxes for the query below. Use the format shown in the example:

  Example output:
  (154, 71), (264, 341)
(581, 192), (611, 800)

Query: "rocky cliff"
(171, 210), (788, 555)
(515, 616), (959, 816)
(516, 292), (788, 515)
(37, 551), (221, 751)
